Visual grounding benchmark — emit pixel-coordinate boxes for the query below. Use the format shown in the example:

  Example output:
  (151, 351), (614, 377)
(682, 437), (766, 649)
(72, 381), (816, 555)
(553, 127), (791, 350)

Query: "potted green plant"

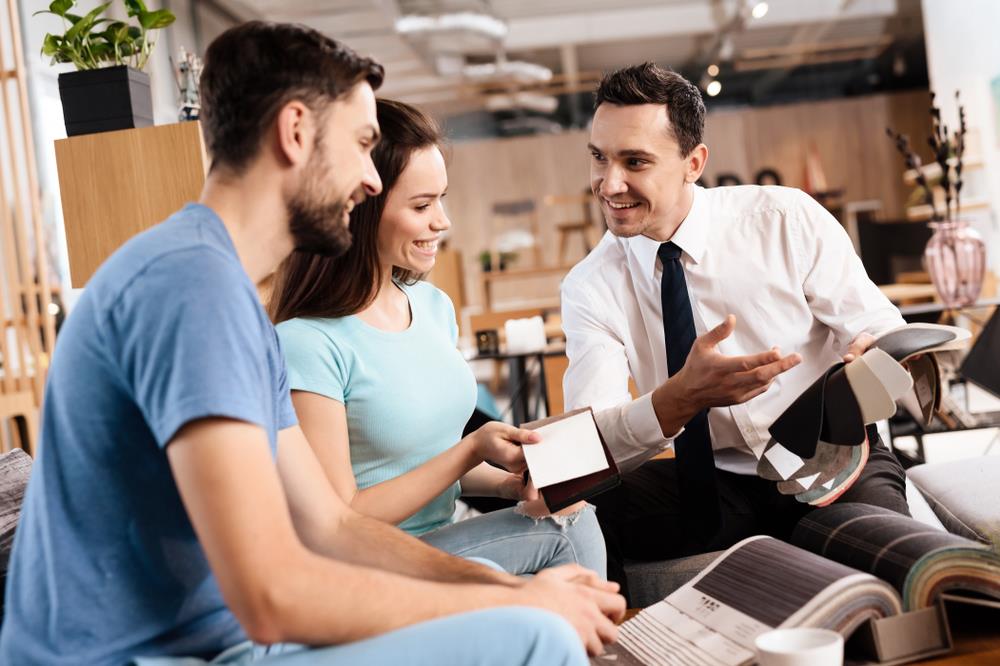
(478, 249), (493, 273)
(498, 251), (518, 271)
(36, 0), (175, 136)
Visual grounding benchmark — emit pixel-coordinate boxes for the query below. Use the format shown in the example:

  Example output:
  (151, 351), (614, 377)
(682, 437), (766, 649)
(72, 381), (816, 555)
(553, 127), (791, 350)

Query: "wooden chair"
(542, 354), (571, 415)
(427, 245), (466, 315)
(489, 199), (542, 269)
(540, 192), (602, 265)
(0, 393), (38, 455)
(0, 2), (57, 457)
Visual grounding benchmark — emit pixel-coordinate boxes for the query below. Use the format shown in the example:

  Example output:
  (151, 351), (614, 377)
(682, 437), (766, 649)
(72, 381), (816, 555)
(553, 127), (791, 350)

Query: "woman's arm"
(460, 462), (532, 499)
(292, 390), (539, 525)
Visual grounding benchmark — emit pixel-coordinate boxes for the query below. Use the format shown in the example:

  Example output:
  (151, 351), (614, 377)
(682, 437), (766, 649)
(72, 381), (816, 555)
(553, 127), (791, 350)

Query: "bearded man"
(0, 22), (622, 665)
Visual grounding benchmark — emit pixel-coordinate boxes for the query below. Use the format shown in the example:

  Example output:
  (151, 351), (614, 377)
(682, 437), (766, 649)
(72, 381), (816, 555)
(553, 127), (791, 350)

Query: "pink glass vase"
(923, 219), (986, 307)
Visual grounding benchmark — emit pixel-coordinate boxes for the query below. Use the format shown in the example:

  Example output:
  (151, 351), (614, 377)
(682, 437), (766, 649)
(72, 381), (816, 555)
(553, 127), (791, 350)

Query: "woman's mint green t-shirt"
(276, 281), (477, 535)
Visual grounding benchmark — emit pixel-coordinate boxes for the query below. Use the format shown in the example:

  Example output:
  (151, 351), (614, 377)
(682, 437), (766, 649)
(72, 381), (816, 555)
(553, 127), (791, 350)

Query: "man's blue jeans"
(133, 607), (586, 665)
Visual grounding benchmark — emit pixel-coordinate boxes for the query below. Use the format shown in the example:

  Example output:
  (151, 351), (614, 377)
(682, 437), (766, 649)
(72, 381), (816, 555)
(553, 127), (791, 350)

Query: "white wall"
(921, 0), (1000, 272)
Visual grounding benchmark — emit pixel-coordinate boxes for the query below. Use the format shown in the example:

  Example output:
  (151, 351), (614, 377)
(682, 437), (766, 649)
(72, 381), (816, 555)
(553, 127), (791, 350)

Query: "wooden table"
(471, 343), (566, 425)
(917, 602), (1000, 664)
(879, 282), (939, 305)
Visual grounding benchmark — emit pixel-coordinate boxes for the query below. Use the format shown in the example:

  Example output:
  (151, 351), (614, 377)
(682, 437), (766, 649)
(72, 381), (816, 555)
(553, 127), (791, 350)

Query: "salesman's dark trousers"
(589, 432), (910, 604)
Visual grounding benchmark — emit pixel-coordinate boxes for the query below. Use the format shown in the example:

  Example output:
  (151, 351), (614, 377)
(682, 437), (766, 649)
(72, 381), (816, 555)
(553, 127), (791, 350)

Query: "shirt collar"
(626, 184), (709, 279)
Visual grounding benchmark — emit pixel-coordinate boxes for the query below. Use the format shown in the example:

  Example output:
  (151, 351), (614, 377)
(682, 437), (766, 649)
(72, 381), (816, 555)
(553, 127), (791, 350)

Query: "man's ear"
(273, 100), (313, 168)
(685, 144), (709, 183)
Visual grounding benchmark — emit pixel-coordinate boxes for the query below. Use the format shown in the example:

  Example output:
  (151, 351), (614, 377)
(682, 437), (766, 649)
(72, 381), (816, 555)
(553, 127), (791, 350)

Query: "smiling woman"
(270, 99), (437, 322)
(268, 98), (609, 578)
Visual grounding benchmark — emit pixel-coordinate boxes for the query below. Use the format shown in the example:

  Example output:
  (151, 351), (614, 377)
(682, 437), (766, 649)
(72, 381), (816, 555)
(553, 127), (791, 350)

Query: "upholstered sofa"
(0, 448), (31, 616)
(2, 449), (997, 615)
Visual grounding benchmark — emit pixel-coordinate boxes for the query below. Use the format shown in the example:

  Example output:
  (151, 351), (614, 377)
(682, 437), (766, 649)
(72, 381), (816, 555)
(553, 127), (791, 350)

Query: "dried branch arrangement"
(886, 91), (967, 222)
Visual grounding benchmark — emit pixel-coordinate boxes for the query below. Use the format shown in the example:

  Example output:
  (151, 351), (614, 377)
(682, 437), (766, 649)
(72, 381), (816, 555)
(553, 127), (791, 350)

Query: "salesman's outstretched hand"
(655, 315), (801, 430)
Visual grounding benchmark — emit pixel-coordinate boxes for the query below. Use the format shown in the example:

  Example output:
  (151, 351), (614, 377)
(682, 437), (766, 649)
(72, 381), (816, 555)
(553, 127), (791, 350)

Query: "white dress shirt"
(561, 184), (904, 474)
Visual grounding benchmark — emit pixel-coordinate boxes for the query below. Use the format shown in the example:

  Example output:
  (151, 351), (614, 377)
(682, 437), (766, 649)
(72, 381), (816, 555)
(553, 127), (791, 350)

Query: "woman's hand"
(465, 421), (540, 473)
(496, 474), (540, 502)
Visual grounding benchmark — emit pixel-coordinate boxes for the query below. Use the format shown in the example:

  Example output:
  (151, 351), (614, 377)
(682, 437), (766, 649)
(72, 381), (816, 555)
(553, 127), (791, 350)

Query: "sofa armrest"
(908, 457), (1000, 550)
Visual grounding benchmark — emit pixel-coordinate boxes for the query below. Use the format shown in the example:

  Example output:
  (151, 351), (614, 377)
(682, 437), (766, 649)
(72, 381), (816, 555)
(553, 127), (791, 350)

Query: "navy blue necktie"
(658, 241), (721, 539)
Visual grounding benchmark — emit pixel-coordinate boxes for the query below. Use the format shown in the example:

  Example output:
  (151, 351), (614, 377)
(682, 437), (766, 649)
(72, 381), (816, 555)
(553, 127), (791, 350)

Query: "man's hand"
(464, 422), (540, 473)
(843, 332), (876, 363)
(654, 315), (801, 432)
(517, 564), (626, 656)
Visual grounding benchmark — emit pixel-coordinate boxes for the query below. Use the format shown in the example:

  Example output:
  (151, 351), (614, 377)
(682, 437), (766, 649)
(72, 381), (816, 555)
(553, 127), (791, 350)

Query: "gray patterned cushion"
(0, 449), (32, 583)
(908, 456), (1000, 550)
(625, 551), (725, 608)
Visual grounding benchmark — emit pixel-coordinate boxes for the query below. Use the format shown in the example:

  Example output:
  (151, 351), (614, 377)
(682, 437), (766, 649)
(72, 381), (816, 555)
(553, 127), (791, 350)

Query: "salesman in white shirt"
(562, 62), (910, 599)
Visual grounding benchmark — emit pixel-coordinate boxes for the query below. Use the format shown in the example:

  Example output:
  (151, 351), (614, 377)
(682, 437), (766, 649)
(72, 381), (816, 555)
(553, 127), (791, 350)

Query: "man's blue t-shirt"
(0, 204), (297, 665)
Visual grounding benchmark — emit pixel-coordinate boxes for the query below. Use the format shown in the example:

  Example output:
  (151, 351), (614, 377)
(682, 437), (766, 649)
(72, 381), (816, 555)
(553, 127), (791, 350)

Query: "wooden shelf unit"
(906, 198), (990, 222)
(903, 157), (984, 186)
(54, 121), (208, 287)
(479, 264), (576, 311)
(901, 132), (988, 224)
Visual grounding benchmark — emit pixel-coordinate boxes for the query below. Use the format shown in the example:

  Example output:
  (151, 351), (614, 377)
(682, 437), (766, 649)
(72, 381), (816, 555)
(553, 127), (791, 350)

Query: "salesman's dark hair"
(595, 62), (705, 156)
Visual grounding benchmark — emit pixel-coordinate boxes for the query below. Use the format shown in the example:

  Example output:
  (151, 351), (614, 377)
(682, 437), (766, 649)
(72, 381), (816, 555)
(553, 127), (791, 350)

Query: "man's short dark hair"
(200, 21), (384, 173)
(595, 62), (705, 156)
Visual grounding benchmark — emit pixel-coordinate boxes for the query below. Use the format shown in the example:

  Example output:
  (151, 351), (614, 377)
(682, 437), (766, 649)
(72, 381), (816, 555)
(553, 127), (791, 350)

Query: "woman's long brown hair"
(269, 98), (443, 323)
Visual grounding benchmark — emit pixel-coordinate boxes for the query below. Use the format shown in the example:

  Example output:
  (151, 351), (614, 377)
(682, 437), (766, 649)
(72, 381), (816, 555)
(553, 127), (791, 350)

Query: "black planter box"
(58, 66), (153, 137)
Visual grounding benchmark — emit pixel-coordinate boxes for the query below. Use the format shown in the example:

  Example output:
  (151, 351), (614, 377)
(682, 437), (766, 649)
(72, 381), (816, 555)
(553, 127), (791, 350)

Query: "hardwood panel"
(55, 121), (208, 287)
(701, 110), (751, 186)
(426, 246), (466, 314)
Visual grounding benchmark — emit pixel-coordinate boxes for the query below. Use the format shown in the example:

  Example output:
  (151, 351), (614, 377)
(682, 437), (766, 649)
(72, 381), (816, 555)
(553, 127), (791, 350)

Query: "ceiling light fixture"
(463, 60), (553, 83)
(718, 35), (735, 61)
(395, 12), (508, 40)
(751, 2), (769, 20)
(485, 91), (559, 114)
(706, 80), (722, 97)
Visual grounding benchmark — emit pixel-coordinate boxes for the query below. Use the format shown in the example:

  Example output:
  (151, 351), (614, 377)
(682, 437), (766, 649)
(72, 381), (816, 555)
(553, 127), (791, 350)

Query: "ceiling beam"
(502, 0), (898, 52)
(734, 44), (891, 72)
(740, 34), (893, 60)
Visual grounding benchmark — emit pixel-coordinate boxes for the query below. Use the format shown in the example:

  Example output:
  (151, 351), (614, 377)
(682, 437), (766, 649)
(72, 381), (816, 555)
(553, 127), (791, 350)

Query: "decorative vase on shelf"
(923, 219), (986, 307)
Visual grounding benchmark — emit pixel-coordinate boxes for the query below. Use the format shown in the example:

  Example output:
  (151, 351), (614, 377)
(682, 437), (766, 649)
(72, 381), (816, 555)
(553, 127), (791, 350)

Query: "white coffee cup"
(754, 627), (844, 666)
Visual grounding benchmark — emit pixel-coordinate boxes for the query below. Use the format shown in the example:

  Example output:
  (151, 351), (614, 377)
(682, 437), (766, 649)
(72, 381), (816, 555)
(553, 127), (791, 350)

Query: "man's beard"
(287, 143), (356, 257)
(287, 190), (353, 257)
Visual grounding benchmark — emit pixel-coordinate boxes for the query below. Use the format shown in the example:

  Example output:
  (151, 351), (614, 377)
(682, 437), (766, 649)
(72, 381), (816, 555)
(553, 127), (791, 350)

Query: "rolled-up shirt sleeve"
(561, 275), (681, 473)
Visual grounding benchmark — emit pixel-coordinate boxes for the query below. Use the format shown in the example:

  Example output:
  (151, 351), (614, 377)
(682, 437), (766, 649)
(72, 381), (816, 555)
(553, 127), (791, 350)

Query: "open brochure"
(595, 503), (1000, 666)
(756, 323), (970, 505)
